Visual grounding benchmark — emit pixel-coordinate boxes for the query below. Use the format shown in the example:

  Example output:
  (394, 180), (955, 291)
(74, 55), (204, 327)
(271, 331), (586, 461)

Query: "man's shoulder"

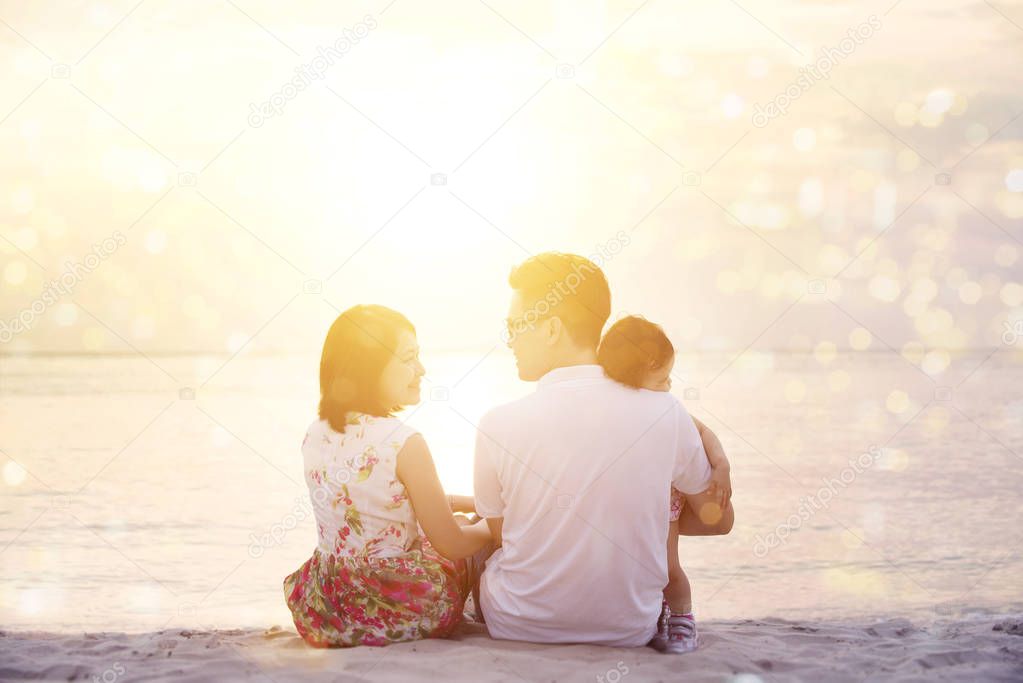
(602, 379), (687, 414)
(480, 381), (686, 425)
(640, 387), (688, 414)
(479, 392), (537, 429)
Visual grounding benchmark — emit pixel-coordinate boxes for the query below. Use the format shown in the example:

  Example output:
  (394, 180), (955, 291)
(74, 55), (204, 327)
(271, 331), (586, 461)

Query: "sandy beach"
(3, 352), (1022, 681)
(3, 615), (1022, 682)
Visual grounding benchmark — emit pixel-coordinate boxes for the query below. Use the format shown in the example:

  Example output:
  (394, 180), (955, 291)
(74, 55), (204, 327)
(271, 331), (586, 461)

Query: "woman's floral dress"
(283, 413), (472, 648)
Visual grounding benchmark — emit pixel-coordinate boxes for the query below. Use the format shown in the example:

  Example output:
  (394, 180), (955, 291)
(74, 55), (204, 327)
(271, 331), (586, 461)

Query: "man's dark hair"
(508, 252), (611, 348)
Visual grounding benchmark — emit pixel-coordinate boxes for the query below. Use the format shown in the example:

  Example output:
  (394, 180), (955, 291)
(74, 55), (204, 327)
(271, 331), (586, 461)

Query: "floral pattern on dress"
(284, 542), (470, 648)
(283, 413), (471, 648)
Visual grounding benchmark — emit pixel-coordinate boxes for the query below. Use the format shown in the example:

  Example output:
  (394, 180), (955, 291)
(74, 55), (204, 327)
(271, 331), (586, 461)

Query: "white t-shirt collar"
(536, 363), (605, 390)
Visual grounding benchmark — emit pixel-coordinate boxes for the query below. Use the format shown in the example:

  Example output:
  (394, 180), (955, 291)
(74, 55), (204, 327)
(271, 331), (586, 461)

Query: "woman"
(283, 304), (490, 647)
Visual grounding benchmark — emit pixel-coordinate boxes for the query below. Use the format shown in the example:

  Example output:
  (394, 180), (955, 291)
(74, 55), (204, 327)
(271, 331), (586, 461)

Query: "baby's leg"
(663, 519), (693, 614)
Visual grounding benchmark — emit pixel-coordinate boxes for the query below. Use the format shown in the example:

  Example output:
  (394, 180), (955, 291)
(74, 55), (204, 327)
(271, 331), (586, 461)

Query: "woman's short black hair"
(318, 304), (414, 433)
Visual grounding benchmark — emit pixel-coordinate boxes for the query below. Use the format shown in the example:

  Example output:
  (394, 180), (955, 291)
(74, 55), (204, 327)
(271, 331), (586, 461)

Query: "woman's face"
(378, 330), (425, 408)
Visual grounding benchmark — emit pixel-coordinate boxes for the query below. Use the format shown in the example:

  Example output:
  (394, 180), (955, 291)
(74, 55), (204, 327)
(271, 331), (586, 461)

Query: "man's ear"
(545, 316), (563, 346)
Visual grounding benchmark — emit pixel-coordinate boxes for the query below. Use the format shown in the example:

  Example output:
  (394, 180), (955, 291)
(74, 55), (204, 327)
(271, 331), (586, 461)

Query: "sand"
(2, 616), (1022, 682)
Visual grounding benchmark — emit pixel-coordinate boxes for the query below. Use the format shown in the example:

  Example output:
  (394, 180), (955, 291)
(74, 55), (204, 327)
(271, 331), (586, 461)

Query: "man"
(473, 252), (733, 651)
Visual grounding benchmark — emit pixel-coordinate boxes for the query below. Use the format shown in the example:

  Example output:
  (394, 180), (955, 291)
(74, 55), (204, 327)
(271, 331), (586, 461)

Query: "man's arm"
(693, 416), (732, 509)
(693, 417), (729, 471)
(677, 488), (734, 536)
(672, 401), (734, 534)
(671, 402), (714, 495)
(485, 517), (503, 548)
(473, 412), (505, 547)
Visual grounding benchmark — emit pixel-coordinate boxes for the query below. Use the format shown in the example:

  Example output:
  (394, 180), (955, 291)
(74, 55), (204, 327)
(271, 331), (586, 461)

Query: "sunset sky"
(1, 0), (1021, 361)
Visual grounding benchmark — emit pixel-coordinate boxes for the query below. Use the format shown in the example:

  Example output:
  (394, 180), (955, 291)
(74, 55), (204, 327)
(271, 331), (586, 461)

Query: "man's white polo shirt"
(473, 364), (712, 646)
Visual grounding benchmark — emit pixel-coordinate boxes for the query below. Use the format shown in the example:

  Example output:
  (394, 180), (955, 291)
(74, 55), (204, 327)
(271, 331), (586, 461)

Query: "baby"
(597, 315), (732, 654)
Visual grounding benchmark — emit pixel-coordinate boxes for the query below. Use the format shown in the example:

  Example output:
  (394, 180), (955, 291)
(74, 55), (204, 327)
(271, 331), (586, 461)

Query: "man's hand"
(693, 417), (732, 511)
(677, 488), (734, 536)
(707, 464), (732, 510)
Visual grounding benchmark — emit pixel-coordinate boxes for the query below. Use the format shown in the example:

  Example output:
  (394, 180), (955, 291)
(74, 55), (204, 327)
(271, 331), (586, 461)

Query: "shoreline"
(2, 615), (1022, 682)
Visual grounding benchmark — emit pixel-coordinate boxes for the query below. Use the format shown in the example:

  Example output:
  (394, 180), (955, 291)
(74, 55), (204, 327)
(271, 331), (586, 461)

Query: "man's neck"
(548, 348), (598, 372)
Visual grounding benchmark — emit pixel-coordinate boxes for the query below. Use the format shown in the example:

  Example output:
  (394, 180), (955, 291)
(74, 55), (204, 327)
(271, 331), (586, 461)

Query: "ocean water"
(1, 349), (1021, 633)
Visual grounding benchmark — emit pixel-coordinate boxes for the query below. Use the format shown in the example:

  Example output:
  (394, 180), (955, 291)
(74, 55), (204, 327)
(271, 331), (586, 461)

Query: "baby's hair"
(597, 315), (675, 389)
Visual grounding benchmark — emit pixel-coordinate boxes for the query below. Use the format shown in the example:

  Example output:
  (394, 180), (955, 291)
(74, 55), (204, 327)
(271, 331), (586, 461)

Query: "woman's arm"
(396, 434), (491, 561)
(445, 494), (477, 515)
